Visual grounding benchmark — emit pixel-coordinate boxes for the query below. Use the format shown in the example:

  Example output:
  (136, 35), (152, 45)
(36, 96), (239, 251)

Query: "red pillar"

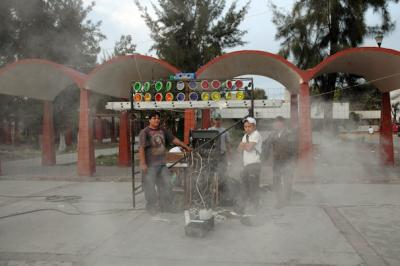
(379, 92), (394, 166)
(95, 116), (103, 143)
(298, 82), (313, 179)
(77, 89), (95, 176)
(118, 111), (131, 166)
(184, 109), (196, 144)
(201, 109), (211, 129)
(42, 101), (56, 166)
(290, 94), (299, 129)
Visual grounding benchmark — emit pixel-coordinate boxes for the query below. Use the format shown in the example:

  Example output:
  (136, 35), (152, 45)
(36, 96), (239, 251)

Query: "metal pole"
(130, 87), (136, 208)
(250, 77), (255, 117)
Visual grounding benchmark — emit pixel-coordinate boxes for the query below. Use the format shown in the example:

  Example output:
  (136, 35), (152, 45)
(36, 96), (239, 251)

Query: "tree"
(0, 0), (105, 145)
(271, 0), (399, 123)
(135, 0), (250, 72)
(101, 34), (137, 62)
(1, 0), (105, 70)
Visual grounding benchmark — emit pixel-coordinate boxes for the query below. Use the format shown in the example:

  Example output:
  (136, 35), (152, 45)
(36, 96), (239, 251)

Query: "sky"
(82, 0), (400, 98)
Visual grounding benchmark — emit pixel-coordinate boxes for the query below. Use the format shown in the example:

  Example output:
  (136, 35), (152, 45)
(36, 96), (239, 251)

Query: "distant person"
(264, 116), (297, 208)
(139, 111), (192, 215)
(208, 113), (231, 179)
(368, 125), (374, 134)
(237, 117), (262, 213)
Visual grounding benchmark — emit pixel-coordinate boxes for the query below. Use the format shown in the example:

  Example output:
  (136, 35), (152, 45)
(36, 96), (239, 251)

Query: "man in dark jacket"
(264, 116), (297, 208)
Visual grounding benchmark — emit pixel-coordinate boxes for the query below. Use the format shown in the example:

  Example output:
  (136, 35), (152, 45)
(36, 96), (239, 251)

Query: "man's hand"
(140, 164), (148, 175)
(183, 145), (193, 152)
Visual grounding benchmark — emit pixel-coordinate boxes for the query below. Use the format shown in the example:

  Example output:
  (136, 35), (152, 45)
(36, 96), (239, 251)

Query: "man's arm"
(172, 137), (193, 152)
(237, 135), (256, 152)
(139, 146), (147, 174)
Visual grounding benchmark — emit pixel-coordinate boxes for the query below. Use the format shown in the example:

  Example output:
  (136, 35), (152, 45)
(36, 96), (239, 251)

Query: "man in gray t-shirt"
(208, 113), (231, 179)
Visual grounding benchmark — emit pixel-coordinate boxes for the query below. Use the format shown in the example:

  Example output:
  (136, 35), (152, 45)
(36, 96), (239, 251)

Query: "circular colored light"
(176, 92), (185, 101)
(155, 81), (163, 91)
(236, 91), (245, 100)
(144, 93), (152, 101)
(165, 81), (172, 91)
(224, 80), (233, 89)
(200, 80), (209, 90)
(201, 92), (210, 101)
(188, 80), (197, 90)
(133, 82), (142, 92)
(165, 92), (174, 101)
(143, 82), (151, 92)
(225, 91), (233, 100)
(155, 93), (163, 101)
(211, 91), (221, 101)
(189, 92), (198, 101)
(177, 81), (185, 91)
(133, 93), (142, 102)
(235, 80), (243, 89)
(211, 80), (221, 89)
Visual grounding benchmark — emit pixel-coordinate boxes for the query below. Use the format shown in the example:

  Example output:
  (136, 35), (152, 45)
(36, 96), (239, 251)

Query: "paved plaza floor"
(0, 179), (399, 266)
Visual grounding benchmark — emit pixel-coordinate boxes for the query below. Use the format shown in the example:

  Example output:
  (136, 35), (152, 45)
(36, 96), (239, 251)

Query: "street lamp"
(375, 31), (384, 47)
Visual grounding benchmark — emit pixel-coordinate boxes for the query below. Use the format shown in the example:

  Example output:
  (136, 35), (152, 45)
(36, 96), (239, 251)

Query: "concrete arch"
(196, 50), (305, 94)
(85, 54), (180, 98)
(308, 47), (400, 92)
(0, 59), (86, 101)
(307, 47), (400, 167)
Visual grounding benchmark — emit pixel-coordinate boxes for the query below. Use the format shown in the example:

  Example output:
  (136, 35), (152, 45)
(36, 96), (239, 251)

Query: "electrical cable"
(311, 72), (400, 98)
(0, 191), (146, 220)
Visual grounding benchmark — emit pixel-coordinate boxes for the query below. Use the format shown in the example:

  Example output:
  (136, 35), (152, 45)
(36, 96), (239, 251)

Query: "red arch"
(197, 50), (304, 77)
(0, 58), (87, 88)
(307, 47), (400, 82)
(87, 54), (180, 80)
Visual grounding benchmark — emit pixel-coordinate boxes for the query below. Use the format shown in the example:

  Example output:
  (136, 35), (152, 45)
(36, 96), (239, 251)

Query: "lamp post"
(375, 31), (384, 47)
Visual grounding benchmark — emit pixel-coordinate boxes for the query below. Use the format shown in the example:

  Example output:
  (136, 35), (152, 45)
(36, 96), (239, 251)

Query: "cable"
(311, 72), (400, 98)
(0, 208), (80, 219)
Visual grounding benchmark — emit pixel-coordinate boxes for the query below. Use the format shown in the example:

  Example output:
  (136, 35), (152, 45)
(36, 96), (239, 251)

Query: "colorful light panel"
(200, 80), (209, 90)
(225, 91), (233, 100)
(155, 93), (163, 101)
(165, 92), (174, 101)
(236, 91), (245, 100)
(188, 81), (197, 90)
(143, 82), (151, 92)
(155, 81), (163, 91)
(133, 82), (142, 92)
(201, 92), (210, 101)
(211, 91), (221, 101)
(224, 80), (233, 89)
(177, 81), (185, 91)
(211, 80), (221, 89)
(189, 92), (198, 101)
(165, 81), (172, 91)
(235, 80), (243, 89)
(133, 93), (142, 102)
(144, 93), (152, 101)
(176, 92), (185, 101)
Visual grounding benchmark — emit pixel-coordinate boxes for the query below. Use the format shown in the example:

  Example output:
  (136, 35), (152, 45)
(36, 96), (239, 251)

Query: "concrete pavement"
(0, 180), (400, 265)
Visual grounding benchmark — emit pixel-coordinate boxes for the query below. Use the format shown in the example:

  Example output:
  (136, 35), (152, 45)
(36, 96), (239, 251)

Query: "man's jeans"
(238, 163), (261, 213)
(143, 165), (172, 211)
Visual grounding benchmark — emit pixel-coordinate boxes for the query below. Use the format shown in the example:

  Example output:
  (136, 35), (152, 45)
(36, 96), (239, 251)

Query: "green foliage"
(253, 88), (267, 99)
(101, 34), (137, 62)
(0, 0), (105, 143)
(135, 0), (249, 72)
(271, 0), (398, 116)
